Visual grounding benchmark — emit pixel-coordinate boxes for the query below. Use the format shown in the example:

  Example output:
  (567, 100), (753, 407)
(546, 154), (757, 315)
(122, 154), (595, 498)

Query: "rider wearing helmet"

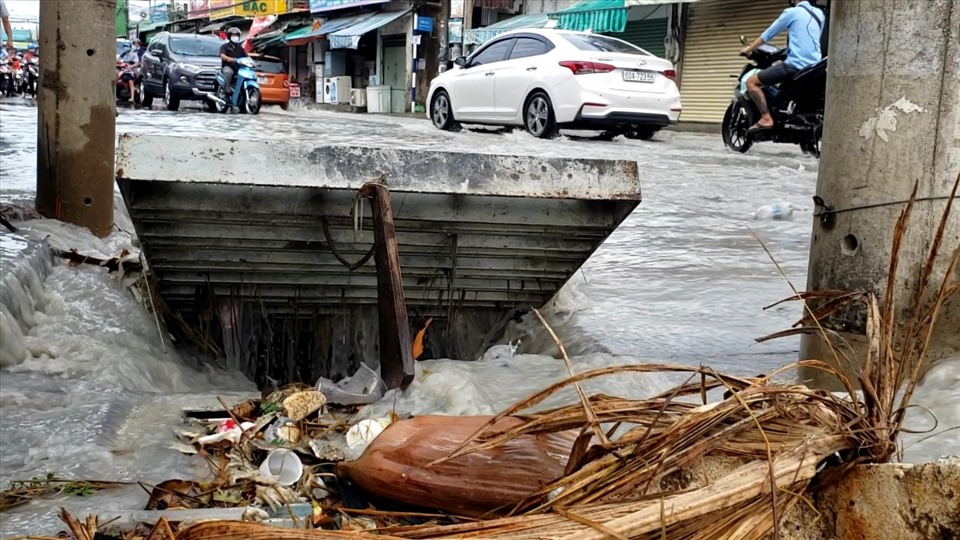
(219, 27), (247, 98)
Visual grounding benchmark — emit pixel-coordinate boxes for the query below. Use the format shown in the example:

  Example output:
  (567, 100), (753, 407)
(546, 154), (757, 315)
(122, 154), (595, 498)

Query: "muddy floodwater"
(1, 100), (957, 535)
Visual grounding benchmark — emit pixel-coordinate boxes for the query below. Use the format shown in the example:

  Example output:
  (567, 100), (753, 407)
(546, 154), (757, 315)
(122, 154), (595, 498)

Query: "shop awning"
(464, 13), (551, 46)
(283, 12), (376, 46)
(328, 9), (411, 49)
(549, 0), (628, 34)
(625, 0), (699, 4)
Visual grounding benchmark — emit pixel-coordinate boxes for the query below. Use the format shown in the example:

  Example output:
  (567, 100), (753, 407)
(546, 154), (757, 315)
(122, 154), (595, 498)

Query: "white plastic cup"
(259, 449), (303, 486)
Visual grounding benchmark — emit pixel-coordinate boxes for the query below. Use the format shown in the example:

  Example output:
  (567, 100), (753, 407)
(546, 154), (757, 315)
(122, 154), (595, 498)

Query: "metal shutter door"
(607, 18), (669, 58)
(679, 0), (787, 123)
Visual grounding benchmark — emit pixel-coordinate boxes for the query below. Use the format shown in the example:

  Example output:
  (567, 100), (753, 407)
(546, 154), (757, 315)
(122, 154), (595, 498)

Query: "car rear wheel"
(625, 128), (657, 141)
(524, 92), (558, 139)
(163, 79), (179, 111)
(431, 91), (457, 131)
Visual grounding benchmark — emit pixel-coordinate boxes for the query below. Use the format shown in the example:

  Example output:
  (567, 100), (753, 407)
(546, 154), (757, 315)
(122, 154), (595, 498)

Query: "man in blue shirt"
(739, 0), (824, 131)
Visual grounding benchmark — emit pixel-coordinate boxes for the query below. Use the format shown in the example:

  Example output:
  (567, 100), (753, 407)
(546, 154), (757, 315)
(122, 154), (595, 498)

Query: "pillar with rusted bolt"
(800, 0), (959, 389)
(37, 0), (116, 237)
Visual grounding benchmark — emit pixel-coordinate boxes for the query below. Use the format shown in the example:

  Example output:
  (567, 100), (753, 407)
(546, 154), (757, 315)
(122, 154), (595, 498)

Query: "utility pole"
(37, 0), (116, 238)
(800, 0), (959, 389)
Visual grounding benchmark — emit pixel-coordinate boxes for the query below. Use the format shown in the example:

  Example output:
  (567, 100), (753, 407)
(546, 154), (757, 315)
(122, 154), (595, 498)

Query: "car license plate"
(623, 70), (655, 83)
(257, 76), (267, 84)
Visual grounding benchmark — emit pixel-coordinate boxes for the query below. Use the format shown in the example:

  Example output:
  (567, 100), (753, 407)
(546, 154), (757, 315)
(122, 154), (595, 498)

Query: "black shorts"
(757, 63), (799, 86)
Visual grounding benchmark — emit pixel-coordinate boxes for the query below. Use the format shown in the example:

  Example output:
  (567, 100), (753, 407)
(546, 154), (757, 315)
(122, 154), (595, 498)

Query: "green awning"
(549, 0), (628, 34)
(464, 14), (550, 46)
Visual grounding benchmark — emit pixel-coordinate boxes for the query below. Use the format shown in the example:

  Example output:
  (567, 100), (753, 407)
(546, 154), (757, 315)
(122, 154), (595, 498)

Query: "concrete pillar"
(800, 0), (959, 389)
(37, 0), (116, 238)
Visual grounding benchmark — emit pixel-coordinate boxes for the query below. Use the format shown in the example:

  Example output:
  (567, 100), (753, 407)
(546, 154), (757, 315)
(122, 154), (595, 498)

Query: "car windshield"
(255, 59), (285, 74)
(169, 36), (223, 57)
(563, 34), (647, 55)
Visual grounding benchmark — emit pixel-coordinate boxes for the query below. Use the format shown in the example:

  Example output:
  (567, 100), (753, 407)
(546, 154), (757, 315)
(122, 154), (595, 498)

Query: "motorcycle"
(27, 57), (40, 97)
(115, 58), (141, 103)
(11, 60), (23, 97)
(0, 62), (14, 97)
(24, 58), (39, 98)
(194, 56), (261, 115)
(722, 37), (827, 158)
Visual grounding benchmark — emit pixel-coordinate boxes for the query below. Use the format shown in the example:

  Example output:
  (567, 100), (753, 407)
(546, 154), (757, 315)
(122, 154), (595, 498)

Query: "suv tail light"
(283, 75), (289, 88)
(559, 61), (615, 75)
(662, 69), (677, 82)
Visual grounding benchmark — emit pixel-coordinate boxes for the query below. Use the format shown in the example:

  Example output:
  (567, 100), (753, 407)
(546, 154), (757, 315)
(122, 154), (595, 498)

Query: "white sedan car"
(427, 29), (682, 139)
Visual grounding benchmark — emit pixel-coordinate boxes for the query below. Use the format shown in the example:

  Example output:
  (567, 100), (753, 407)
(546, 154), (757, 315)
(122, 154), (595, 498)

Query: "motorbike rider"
(23, 42), (36, 62)
(133, 38), (146, 61)
(120, 43), (140, 101)
(219, 27), (247, 99)
(739, 0), (824, 132)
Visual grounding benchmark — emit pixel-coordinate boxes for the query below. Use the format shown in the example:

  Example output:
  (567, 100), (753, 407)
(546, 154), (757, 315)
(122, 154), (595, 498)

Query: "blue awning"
(283, 12), (376, 45)
(328, 9), (411, 49)
(549, 0), (628, 34)
(464, 14), (551, 46)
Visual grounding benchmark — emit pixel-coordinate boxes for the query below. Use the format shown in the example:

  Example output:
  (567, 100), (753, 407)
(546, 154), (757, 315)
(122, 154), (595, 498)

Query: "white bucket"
(259, 449), (303, 486)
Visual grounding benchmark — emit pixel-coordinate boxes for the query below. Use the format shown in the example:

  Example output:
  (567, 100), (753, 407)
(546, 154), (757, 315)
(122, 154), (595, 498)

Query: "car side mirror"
(454, 56), (467, 68)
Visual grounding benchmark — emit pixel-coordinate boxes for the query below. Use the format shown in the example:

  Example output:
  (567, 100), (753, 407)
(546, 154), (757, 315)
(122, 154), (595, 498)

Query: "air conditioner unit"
(323, 76), (352, 104)
(350, 88), (367, 107)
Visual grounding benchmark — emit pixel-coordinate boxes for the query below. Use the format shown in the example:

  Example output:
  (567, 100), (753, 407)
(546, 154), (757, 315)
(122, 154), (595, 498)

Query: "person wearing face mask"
(739, 0), (824, 132)
(219, 27), (248, 99)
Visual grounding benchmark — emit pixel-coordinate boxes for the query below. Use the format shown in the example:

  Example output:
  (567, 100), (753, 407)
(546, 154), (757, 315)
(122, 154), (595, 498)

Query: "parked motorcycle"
(722, 37), (827, 158)
(194, 56), (261, 115)
(116, 59), (141, 103)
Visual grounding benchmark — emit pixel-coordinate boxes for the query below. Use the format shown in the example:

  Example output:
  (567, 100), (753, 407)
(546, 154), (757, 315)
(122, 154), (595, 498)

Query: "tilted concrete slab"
(116, 134), (641, 319)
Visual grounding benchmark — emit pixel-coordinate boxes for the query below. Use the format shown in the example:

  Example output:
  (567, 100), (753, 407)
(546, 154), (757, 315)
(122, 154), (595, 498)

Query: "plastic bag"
(337, 415), (577, 516)
(315, 363), (386, 405)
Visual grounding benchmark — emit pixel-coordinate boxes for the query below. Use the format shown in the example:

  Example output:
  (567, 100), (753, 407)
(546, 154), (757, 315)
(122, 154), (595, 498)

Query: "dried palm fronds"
(381, 177), (957, 539)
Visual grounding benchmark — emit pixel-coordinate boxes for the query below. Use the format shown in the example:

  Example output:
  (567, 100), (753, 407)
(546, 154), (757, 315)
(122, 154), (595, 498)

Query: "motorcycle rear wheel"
(722, 102), (753, 154)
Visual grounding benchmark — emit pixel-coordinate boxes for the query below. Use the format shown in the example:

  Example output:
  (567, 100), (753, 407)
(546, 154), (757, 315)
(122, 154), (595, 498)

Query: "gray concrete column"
(800, 0), (959, 388)
(37, 0), (116, 238)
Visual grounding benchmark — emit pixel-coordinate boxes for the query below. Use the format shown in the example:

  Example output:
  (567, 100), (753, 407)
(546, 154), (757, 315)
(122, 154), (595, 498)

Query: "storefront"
(677, 0), (787, 124)
(286, 1), (420, 112)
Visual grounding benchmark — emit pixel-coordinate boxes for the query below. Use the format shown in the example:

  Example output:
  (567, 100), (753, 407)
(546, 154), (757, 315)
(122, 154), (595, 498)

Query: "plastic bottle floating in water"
(754, 203), (797, 221)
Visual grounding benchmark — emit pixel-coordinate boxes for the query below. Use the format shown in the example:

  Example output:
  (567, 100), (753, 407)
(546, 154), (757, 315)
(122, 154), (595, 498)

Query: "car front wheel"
(163, 79), (180, 111)
(524, 92), (558, 139)
(431, 90), (457, 131)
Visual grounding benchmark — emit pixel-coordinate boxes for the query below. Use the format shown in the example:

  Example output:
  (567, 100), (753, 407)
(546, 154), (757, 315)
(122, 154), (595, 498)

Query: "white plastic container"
(366, 86), (391, 114)
(259, 449), (303, 486)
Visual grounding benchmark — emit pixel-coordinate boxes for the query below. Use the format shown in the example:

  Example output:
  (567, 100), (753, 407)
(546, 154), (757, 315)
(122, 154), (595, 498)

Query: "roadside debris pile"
(25, 182), (960, 538)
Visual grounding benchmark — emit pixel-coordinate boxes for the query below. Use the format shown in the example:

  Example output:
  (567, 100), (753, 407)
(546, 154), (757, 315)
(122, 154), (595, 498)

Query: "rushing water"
(1, 99), (956, 535)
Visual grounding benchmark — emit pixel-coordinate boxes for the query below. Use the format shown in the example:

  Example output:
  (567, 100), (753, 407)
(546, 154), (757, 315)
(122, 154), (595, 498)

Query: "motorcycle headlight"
(176, 62), (202, 73)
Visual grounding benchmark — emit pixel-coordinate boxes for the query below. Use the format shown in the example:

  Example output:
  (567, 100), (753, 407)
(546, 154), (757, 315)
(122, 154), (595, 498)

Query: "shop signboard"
(243, 15), (277, 52)
(450, 0), (464, 19)
(209, 0), (234, 20)
(290, 83), (301, 98)
(188, 0), (209, 18)
(309, 0), (387, 14)
(414, 15), (434, 33)
(234, 0), (288, 17)
(149, 2), (170, 23)
(448, 18), (463, 44)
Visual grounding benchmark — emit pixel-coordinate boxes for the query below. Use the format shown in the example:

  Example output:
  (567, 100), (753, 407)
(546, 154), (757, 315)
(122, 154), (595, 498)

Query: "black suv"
(141, 32), (223, 111)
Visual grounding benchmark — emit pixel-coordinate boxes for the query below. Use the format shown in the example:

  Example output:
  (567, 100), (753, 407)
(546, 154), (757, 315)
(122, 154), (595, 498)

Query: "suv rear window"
(169, 36), (224, 56)
(563, 34), (647, 55)
(255, 59), (286, 74)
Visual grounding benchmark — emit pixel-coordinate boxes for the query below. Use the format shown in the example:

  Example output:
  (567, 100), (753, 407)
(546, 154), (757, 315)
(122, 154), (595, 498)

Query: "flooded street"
(1, 100), (956, 535)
